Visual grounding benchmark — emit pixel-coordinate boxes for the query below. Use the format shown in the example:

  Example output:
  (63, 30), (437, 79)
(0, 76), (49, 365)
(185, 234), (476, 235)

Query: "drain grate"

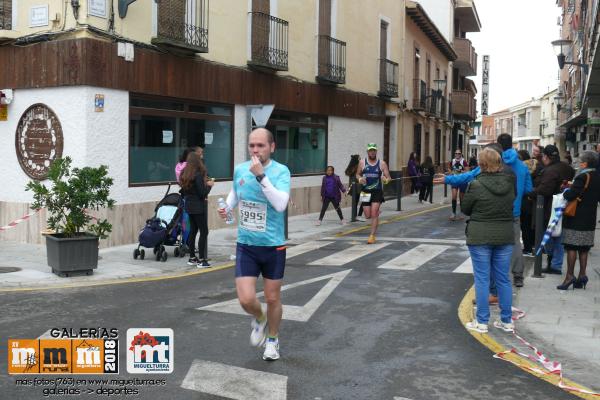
(0, 267), (21, 273)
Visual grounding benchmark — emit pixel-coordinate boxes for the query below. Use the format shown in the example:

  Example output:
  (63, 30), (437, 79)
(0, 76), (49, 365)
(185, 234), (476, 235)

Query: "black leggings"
(188, 213), (209, 259)
(410, 177), (419, 194)
(319, 198), (344, 220)
(419, 183), (433, 202)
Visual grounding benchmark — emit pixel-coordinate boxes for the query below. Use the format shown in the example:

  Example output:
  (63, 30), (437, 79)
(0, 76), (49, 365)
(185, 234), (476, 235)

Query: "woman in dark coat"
(345, 154), (363, 218)
(180, 152), (214, 267)
(418, 156), (435, 203)
(559, 151), (600, 290)
(461, 147), (515, 333)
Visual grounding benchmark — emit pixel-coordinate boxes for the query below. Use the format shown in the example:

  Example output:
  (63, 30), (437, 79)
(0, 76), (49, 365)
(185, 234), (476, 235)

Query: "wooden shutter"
(251, 0), (271, 61)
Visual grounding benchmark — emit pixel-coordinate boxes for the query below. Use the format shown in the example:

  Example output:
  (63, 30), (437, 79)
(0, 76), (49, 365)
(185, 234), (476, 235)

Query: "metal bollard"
(351, 181), (358, 222)
(532, 195), (545, 278)
(284, 206), (289, 240)
(444, 182), (448, 198)
(396, 173), (402, 211)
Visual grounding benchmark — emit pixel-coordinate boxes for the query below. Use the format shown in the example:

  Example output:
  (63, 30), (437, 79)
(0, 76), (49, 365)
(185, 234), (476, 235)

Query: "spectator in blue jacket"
(497, 134), (533, 287)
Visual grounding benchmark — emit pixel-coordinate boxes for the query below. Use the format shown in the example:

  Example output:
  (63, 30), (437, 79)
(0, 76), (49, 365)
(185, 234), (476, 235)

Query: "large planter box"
(46, 234), (99, 276)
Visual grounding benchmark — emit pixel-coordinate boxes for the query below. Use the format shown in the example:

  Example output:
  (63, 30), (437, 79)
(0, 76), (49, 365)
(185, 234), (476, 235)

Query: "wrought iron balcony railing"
(152, 0), (209, 53)
(248, 12), (289, 71)
(412, 79), (427, 110)
(378, 59), (399, 98)
(317, 35), (346, 84)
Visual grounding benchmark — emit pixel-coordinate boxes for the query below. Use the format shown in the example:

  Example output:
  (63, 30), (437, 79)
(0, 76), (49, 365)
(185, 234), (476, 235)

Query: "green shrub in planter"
(26, 157), (115, 275)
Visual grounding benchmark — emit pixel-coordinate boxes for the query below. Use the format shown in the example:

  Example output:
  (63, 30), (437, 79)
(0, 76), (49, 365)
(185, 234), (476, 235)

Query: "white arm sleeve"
(259, 176), (289, 212)
(226, 189), (239, 209)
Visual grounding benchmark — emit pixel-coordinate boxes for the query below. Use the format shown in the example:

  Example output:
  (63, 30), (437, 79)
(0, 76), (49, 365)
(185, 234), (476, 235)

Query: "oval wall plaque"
(15, 104), (64, 180)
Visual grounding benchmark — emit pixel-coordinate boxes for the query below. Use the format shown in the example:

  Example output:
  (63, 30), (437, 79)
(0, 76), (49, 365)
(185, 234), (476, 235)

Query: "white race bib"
(359, 191), (371, 203)
(239, 200), (267, 232)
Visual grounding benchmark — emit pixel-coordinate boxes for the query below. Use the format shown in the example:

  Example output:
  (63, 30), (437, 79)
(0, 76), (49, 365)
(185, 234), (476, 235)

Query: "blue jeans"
(468, 244), (514, 324)
(545, 234), (564, 271)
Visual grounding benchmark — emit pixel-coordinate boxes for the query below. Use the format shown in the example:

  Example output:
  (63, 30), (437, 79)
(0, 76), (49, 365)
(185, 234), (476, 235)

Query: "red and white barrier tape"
(0, 208), (100, 233)
(0, 209), (41, 232)
(494, 306), (600, 396)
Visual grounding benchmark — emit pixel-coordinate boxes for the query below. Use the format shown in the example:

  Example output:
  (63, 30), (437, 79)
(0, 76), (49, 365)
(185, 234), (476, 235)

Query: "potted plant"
(26, 157), (115, 277)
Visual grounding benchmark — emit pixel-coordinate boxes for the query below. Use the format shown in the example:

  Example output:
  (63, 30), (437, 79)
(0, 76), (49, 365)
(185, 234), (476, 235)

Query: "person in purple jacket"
(407, 152), (420, 194)
(316, 166), (347, 226)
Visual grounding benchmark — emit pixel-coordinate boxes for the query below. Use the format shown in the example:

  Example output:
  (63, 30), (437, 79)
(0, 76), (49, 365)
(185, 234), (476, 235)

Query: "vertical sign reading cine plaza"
(481, 55), (490, 116)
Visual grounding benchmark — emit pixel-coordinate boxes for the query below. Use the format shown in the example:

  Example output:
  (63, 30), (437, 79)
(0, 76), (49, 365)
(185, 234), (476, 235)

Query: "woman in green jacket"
(461, 147), (515, 334)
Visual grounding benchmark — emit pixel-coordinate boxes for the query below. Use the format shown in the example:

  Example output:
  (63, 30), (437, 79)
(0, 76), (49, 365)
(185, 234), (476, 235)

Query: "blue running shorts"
(235, 243), (286, 280)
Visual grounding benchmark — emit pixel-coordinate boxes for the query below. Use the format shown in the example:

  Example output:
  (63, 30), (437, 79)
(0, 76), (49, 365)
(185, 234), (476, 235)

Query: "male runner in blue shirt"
(218, 128), (291, 361)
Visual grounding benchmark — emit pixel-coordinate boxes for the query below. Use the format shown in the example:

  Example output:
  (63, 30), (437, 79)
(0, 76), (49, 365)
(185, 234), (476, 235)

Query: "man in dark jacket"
(531, 145), (575, 273)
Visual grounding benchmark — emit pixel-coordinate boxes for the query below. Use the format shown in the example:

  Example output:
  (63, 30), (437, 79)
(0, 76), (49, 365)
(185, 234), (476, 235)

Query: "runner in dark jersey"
(448, 149), (469, 221)
(356, 143), (391, 244)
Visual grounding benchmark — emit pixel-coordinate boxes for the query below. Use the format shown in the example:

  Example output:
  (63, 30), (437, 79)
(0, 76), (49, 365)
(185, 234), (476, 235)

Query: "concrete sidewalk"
(483, 229), (600, 395)
(0, 185), (447, 289)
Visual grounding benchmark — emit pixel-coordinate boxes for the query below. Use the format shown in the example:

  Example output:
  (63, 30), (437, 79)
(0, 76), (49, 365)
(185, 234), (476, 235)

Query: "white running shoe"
(250, 318), (267, 347)
(263, 338), (280, 361)
(465, 320), (488, 333)
(315, 220), (321, 226)
(493, 319), (515, 333)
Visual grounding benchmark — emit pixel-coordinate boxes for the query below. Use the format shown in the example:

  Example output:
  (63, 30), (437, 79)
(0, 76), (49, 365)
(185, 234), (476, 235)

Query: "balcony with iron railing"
(454, 38), (477, 76)
(317, 35), (346, 84)
(452, 90), (476, 120)
(152, 0), (209, 53)
(248, 12), (289, 71)
(412, 79), (427, 110)
(378, 59), (399, 98)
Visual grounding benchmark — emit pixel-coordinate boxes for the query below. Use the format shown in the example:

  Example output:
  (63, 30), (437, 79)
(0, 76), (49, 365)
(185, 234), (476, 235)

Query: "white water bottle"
(217, 198), (234, 224)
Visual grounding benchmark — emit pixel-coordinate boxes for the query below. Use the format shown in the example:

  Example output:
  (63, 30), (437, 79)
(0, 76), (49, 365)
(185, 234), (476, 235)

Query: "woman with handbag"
(559, 151), (600, 290)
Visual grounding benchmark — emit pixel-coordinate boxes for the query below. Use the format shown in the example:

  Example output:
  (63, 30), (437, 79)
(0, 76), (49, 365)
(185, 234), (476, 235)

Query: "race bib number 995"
(240, 200), (267, 232)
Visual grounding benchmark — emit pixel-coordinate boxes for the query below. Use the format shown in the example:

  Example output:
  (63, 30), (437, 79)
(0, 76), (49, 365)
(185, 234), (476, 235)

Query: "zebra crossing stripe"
(378, 244), (451, 270)
(307, 243), (390, 266)
(286, 241), (333, 259)
(452, 257), (473, 274)
(181, 360), (287, 399)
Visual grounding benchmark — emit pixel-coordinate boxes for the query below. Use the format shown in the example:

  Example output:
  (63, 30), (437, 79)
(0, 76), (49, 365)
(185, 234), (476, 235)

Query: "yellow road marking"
(458, 286), (598, 399)
(0, 263), (234, 293)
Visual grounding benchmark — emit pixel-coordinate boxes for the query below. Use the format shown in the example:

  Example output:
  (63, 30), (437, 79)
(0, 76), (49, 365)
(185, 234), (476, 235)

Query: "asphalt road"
(0, 208), (575, 400)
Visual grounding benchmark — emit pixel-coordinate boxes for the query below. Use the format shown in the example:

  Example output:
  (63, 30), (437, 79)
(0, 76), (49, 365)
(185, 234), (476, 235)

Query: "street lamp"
(432, 79), (447, 97)
(554, 92), (565, 112)
(551, 39), (589, 73)
(425, 79), (447, 118)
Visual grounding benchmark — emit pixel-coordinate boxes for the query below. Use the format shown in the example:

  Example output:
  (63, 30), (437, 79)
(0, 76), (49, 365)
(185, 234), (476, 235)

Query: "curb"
(458, 286), (598, 399)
